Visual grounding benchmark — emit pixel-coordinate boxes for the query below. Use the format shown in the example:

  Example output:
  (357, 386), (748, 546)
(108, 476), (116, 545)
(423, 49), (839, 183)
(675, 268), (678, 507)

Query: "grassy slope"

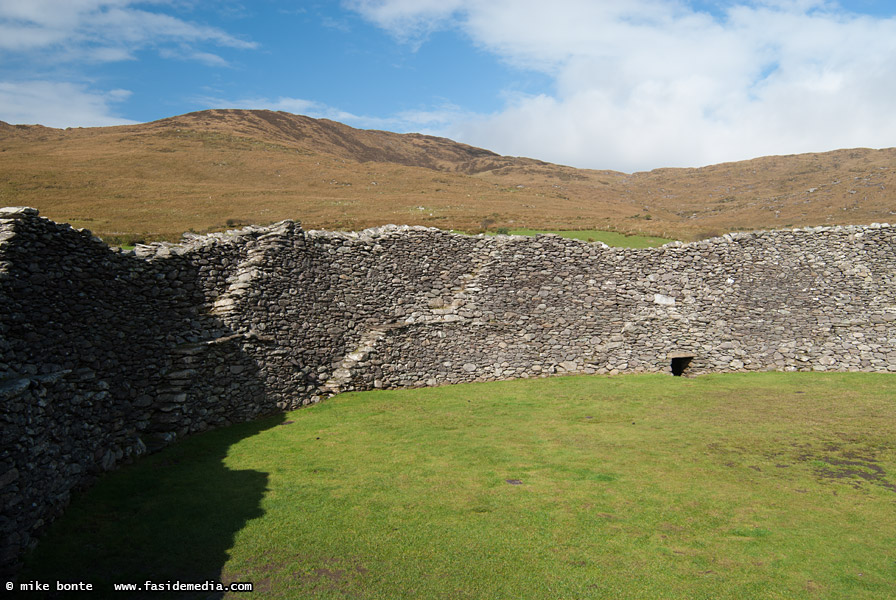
(21, 373), (896, 599)
(2, 110), (895, 243)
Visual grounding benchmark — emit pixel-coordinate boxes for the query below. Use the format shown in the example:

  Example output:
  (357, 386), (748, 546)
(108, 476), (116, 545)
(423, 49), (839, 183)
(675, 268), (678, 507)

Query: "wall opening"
(670, 355), (693, 376)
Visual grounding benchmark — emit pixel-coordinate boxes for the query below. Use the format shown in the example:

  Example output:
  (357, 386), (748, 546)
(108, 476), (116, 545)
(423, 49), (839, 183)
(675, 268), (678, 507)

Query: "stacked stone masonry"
(1, 205), (894, 574)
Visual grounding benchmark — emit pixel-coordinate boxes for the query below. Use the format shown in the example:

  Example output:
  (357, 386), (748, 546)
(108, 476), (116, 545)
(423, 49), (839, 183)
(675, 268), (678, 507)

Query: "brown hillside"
(0, 109), (893, 243)
(153, 110), (523, 173)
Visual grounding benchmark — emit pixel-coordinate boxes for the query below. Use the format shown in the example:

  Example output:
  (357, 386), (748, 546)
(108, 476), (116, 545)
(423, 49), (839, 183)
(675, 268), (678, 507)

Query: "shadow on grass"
(17, 412), (285, 599)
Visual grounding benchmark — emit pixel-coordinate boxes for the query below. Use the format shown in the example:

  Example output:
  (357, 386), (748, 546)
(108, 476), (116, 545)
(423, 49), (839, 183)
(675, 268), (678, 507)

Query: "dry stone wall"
(1, 205), (895, 575)
(306, 224), (896, 389)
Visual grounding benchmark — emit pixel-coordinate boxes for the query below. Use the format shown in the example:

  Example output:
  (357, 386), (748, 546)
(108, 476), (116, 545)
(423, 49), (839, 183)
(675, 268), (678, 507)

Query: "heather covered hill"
(154, 109), (523, 173)
(0, 109), (893, 243)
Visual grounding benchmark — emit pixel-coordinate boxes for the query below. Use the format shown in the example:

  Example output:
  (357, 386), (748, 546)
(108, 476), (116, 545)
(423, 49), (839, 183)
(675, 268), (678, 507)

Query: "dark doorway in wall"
(670, 355), (693, 376)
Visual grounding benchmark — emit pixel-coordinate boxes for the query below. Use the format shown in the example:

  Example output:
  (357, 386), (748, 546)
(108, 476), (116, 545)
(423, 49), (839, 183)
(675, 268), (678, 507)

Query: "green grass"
(504, 229), (674, 247)
(20, 373), (896, 598)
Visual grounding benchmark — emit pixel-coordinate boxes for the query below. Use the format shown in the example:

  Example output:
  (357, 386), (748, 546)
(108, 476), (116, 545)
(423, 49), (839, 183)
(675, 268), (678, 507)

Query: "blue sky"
(1, 1), (895, 172)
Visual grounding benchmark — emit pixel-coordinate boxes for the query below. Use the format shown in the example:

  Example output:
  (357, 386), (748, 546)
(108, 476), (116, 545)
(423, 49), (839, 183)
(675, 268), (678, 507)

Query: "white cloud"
(159, 47), (232, 68)
(199, 95), (392, 129)
(0, 81), (138, 127)
(0, 0), (256, 59)
(0, 1), (258, 128)
(350, 0), (896, 171)
(344, 0), (466, 43)
(396, 102), (470, 130)
(201, 95), (477, 136)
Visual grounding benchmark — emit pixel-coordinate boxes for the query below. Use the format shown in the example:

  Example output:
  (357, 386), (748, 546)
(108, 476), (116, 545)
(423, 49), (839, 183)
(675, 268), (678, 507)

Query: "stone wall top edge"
(0, 210), (110, 251)
(1, 207), (893, 259)
(305, 224), (442, 240)
(667, 222), (893, 250)
(132, 219), (302, 259)
(171, 220), (895, 252)
(0, 206), (40, 219)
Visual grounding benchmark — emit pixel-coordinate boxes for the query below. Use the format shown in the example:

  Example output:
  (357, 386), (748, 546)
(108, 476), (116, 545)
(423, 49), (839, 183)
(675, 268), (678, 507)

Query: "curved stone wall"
(1, 206), (894, 574)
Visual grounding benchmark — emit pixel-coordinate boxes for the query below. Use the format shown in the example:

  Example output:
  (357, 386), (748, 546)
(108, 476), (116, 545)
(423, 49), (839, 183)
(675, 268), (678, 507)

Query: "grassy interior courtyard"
(21, 372), (896, 599)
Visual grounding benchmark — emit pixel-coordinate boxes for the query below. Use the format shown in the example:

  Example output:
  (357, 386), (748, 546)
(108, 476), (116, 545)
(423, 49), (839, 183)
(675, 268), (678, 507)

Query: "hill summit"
(1, 108), (893, 242)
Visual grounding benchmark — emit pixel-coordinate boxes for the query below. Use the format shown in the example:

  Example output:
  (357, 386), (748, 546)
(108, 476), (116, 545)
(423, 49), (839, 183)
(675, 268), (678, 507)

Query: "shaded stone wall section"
(1, 206), (895, 576)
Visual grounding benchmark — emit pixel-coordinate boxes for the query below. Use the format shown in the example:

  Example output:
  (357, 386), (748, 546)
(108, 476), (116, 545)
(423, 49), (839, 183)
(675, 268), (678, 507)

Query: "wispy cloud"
(199, 95), (476, 135)
(320, 15), (352, 33)
(349, 0), (896, 171)
(395, 102), (472, 131)
(0, 0), (256, 61)
(159, 47), (232, 68)
(198, 95), (387, 128)
(0, 81), (138, 127)
(0, 1), (258, 127)
(343, 0), (466, 43)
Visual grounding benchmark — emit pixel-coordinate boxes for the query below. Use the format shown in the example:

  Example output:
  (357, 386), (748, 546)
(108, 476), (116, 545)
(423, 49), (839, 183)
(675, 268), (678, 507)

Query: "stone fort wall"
(1, 205), (894, 574)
